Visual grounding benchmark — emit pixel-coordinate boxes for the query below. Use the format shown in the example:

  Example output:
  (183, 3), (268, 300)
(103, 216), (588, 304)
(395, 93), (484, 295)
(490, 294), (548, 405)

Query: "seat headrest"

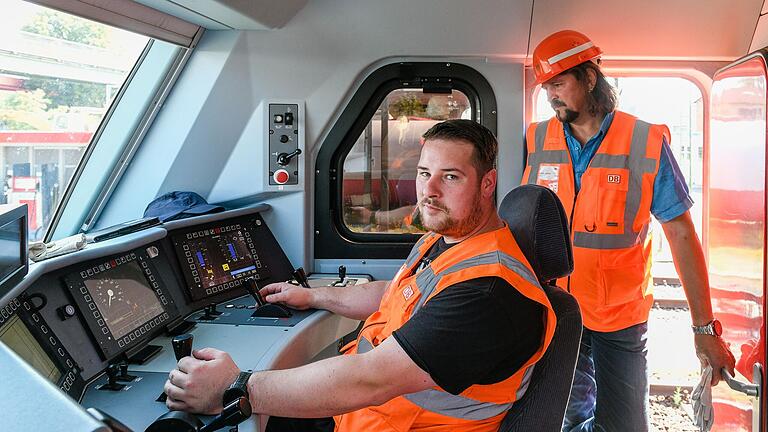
(499, 185), (573, 283)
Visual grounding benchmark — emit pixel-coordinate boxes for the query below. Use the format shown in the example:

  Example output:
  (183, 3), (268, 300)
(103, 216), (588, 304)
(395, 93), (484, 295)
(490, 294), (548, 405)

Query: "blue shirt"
(562, 111), (693, 223)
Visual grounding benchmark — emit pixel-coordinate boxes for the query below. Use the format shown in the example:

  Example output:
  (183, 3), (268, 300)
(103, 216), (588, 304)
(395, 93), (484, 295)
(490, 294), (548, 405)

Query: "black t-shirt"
(391, 238), (545, 395)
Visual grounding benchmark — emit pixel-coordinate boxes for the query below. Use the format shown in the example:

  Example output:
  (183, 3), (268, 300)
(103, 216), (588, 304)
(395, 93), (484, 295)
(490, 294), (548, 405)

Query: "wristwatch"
(691, 319), (722, 336)
(223, 370), (252, 406)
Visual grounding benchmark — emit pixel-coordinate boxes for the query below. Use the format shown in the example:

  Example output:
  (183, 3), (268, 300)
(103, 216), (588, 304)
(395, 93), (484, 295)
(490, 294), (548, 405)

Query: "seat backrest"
(497, 184), (582, 432)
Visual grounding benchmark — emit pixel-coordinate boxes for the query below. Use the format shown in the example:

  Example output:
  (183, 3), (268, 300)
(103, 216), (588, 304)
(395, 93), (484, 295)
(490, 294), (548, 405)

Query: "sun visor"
(25, 0), (201, 47)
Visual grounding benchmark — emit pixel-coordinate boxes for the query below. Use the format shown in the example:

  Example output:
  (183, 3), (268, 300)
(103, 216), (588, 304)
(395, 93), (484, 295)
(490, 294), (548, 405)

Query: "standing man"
(164, 120), (556, 432)
(524, 30), (735, 431)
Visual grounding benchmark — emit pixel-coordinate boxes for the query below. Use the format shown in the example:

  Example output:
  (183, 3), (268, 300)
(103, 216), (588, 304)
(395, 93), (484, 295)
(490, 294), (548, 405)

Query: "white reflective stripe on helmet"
(547, 41), (595, 65)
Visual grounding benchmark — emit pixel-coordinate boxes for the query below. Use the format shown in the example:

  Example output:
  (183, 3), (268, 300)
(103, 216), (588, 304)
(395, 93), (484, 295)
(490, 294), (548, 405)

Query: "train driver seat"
(497, 184), (582, 431)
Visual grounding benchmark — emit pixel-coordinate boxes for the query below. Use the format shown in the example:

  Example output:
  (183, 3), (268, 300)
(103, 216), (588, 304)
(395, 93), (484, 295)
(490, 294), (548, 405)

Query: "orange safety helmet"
(532, 30), (603, 84)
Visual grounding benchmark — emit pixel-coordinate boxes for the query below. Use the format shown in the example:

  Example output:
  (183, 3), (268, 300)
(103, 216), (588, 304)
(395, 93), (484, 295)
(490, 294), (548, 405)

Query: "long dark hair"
(566, 61), (618, 117)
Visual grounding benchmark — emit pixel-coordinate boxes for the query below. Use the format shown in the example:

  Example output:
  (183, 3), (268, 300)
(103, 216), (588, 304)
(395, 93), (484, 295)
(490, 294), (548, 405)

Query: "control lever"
(292, 267), (311, 288)
(276, 149), (302, 166)
(157, 333), (195, 403)
(200, 303), (221, 321)
(116, 362), (137, 382)
(199, 396), (252, 432)
(98, 363), (126, 391)
(243, 277), (292, 318)
(333, 265), (347, 286)
(172, 333), (194, 361)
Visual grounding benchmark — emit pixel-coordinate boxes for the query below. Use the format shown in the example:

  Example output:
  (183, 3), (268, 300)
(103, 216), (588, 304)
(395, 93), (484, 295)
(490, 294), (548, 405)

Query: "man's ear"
(586, 68), (597, 91)
(482, 168), (497, 198)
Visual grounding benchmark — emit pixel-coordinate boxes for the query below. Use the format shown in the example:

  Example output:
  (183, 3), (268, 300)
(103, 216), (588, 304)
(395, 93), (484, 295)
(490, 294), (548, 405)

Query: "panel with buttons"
(0, 297), (85, 398)
(267, 102), (304, 189)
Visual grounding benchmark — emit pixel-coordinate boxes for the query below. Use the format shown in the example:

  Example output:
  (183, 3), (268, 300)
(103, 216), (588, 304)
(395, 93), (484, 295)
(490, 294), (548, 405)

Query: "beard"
(418, 194), (485, 238)
(551, 99), (579, 123)
(555, 107), (579, 123)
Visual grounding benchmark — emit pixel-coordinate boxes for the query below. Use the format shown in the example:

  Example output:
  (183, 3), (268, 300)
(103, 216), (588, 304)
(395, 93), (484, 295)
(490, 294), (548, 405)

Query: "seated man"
(164, 120), (557, 431)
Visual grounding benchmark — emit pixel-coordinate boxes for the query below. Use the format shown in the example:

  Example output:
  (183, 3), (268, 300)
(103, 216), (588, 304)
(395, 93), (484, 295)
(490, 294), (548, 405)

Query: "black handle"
(171, 334), (193, 361)
(243, 278), (266, 307)
(277, 149), (302, 166)
(199, 397), (252, 432)
(292, 267), (310, 288)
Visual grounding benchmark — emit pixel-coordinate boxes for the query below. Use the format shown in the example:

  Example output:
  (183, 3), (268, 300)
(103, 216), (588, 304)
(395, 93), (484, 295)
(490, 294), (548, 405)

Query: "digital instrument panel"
(171, 220), (270, 301)
(65, 250), (177, 359)
(0, 297), (83, 397)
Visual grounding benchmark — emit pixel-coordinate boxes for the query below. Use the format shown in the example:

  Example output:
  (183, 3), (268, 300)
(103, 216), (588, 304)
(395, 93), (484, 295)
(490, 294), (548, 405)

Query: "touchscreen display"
(0, 314), (61, 383)
(174, 222), (268, 301)
(83, 260), (164, 339)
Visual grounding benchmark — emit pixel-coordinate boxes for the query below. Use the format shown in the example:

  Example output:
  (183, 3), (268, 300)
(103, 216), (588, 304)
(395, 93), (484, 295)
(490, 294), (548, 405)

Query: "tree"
(0, 89), (50, 130)
(22, 10), (109, 47)
(23, 77), (106, 109)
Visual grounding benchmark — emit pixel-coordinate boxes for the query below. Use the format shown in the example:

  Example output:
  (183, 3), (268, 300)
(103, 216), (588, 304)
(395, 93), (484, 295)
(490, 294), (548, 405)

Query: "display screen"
(0, 218), (23, 286)
(83, 260), (164, 339)
(0, 314), (61, 383)
(174, 222), (268, 301)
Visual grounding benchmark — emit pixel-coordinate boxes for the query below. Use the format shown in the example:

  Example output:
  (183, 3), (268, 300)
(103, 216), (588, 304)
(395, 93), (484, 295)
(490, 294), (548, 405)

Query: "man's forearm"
(310, 280), (390, 320)
(662, 213), (714, 325)
(246, 353), (395, 418)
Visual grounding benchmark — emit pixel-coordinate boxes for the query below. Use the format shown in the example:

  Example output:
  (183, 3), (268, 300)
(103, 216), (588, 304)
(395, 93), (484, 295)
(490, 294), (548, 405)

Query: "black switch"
(279, 134), (289, 143)
(284, 112), (294, 125)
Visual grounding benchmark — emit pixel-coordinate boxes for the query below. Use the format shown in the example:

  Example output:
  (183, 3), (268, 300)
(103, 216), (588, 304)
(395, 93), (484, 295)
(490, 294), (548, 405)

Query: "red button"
(274, 170), (290, 184)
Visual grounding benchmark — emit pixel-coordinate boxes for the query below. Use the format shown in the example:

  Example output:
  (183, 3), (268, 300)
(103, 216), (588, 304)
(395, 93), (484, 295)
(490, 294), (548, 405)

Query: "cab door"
(708, 52), (767, 432)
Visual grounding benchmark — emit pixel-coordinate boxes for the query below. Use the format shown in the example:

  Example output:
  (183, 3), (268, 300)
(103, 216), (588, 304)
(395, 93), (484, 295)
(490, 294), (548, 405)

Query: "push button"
(284, 113), (294, 125)
(273, 169), (290, 184)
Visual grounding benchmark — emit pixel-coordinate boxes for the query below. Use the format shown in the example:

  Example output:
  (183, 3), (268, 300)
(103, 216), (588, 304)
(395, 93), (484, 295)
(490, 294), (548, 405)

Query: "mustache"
(419, 197), (448, 212)
(550, 99), (567, 109)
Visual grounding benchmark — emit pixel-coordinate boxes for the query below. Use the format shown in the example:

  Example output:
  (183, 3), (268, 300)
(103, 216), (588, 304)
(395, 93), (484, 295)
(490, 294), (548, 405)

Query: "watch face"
(712, 319), (723, 336)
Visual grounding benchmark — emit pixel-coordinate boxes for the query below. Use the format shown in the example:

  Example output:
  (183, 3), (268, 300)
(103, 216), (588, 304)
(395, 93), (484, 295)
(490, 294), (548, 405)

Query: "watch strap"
(223, 370), (252, 406)
(691, 321), (716, 336)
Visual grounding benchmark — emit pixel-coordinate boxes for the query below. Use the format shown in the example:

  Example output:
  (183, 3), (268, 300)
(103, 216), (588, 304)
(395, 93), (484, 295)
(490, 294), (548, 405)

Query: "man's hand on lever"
(694, 334), (735, 385)
(165, 348), (240, 415)
(259, 282), (314, 310)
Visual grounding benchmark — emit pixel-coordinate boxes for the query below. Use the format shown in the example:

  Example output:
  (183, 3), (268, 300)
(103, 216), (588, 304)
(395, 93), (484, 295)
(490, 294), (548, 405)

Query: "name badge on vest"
(537, 164), (560, 193)
(402, 285), (414, 301)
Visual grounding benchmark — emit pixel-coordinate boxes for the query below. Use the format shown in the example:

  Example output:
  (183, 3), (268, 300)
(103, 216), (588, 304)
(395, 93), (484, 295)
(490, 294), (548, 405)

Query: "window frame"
(45, 32), (201, 241)
(315, 62), (497, 260)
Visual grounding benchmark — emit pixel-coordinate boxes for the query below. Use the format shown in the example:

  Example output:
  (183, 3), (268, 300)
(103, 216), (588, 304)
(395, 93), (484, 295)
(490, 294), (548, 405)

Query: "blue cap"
(143, 191), (224, 222)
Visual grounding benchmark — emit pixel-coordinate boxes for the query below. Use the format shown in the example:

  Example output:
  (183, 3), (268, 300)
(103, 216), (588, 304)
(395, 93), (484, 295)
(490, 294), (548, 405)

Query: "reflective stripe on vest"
(528, 118), (657, 249)
(357, 248), (543, 420)
(358, 333), (532, 421)
(411, 251), (542, 318)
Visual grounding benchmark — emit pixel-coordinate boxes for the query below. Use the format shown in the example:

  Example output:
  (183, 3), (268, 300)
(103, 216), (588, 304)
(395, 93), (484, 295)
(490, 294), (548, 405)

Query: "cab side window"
(341, 89), (471, 235)
(314, 62), (496, 260)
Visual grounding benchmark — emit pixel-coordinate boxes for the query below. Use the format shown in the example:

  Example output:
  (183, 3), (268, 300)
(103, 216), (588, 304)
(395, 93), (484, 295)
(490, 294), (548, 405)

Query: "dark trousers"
(562, 322), (650, 432)
(265, 416), (335, 432)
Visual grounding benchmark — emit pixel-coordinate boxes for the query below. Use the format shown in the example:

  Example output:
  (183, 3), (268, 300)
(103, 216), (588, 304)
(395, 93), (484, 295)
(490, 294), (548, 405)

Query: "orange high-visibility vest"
(523, 111), (667, 332)
(334, 226), (556, 432)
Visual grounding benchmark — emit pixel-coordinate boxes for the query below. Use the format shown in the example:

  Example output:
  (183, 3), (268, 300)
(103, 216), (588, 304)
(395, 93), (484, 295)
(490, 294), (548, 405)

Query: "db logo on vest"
(402, 285), (414, 301)
(607, 174), (621, 184)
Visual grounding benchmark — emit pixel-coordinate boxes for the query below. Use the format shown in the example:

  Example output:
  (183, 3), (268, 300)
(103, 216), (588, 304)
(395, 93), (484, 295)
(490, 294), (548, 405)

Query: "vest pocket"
(596, 168), (629, 235)
(598, 247), (647, 306)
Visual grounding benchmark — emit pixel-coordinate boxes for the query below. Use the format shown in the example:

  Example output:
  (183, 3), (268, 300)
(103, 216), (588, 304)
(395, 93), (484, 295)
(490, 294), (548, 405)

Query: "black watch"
(223, 370), (252, 406)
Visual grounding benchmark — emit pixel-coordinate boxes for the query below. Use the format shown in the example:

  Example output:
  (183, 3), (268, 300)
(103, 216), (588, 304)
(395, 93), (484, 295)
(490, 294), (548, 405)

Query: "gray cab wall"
(98, 0), (528, 275)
